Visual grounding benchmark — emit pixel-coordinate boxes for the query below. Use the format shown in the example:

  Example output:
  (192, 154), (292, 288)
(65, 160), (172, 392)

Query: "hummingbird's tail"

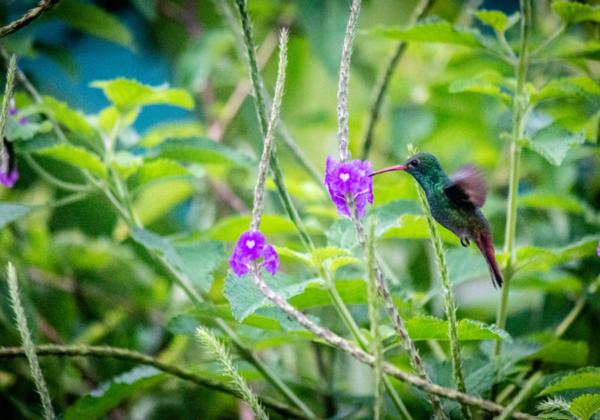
(474, 231), (503, 288)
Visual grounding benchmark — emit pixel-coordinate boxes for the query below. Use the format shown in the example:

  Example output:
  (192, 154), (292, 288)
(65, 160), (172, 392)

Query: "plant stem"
(367, 221), (384, 420)
(248, 268), (536, 419)
(0, 344), (306, 419)
(234, 0), (313, 249)
(416, 184), (471, 419)
(0, 0), (61, 39)
(23, 155), (91, 192)
(0, 54), (15, 143)
(495, 0), (531, 357)
(360, 0), (435, 160)
(497, 371), (542, 420)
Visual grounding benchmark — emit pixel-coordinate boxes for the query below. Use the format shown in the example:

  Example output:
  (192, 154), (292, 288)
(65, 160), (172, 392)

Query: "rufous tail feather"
(474, 231), (503, 288)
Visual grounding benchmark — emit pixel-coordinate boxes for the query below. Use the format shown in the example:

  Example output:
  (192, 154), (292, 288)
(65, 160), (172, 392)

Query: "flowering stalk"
(6, 263), (55, 420)
(333, 0), (445, 416)
(197, 327), (268, 420)
(415, 177), (471, 419)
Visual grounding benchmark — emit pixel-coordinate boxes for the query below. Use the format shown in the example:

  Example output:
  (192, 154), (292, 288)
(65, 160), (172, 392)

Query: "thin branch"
(0, 0), (61, 39)
(248, 267), (536, 419)
(360, 0), (436, 159)
(0, 344), (306, 419)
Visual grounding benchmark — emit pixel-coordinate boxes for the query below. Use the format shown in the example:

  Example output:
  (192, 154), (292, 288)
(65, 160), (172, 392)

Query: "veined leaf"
(541, 368), (600, 395)
(382, 214), (457, 242)
(513, 274), (583, 294)
(520, 192), (585, 214)
(64, 367), (164, 420)
(5, 118), (53, 142)
(311, 247), (351, 267)
(552, 1), (600, 24)
(52, 2), (134, 48)
(449, 78), (512, 105)
(532, 77), (600, 103)
(0, 203), (36, 229)
(569, 394), (600, 420)
(133, 180), (193, 225)
(140, 121), (205, 147)
(129, 159), (192, 188)
(224, 272), (322, 321)
(474, 10), (519, 33)
(527, 339), (589, 366)
(41, 96), (95, 137)
(516, 235), (600, 273)
(404, 315), (511, 341)
(34, 143), (107, 178)
(172, 240), (226, 290)
(97, 106), (139, 134)
(371, 17), (483, 47)
(524, 125), (584, 166)
(92, 78), (194, 111)
(153, 137), (254, 168)
(112, 151), (142, 179)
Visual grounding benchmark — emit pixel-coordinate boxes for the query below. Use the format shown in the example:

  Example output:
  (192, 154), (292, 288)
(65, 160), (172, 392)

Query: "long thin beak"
(369, 164), (407, 177)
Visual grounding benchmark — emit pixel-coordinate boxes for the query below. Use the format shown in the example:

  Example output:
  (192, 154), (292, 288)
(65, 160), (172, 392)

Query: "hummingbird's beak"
(369, 164), (407, 177)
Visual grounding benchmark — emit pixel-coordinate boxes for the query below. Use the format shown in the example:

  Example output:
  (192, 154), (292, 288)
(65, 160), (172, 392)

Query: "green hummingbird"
(370, 152), (503, 288)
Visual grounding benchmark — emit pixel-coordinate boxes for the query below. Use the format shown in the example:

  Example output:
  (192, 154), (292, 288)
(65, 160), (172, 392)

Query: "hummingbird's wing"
(444, 165), (487, 209)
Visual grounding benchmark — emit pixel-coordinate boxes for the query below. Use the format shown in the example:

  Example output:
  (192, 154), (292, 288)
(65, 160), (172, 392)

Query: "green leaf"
(5, 118), (53, 142)
(311, 247), (351, 267)
(206, 214), (299, 241)
(34, 143), (107, 178)
(513, 274), (583, 294)
(541, 368), (600, 395)
(112, 151), (142, 179)
(172, 240), (226, 290)
(524, 125), (585, 166)
(403, 316), (511, 341)
(449, 78), (512, 105)
(129, 159), (192, 188)
(382, 214), (456, 242)
(552, 1), (600, 24)
(64, 367), (164, 420)
(133, 180), (193, 225)
(140, 121), (205, 147)
(92, 78), (194, 111)
(569, 394), (600, 420)
(153, 138), (254, 168)
(41, 96), (96, 137)
(97, 105), (139, 134)
(532, 77), (600, 103)
(52, 2), (134, 48)
(520, 192), (585, 214)
(516, 235), (600, 273)
(371, 17), (482, 47)
(474, 10), (519, 33)
(528, 339), (589, 366)
(224, 272), (322, 322)
(0, 203), (35, 229)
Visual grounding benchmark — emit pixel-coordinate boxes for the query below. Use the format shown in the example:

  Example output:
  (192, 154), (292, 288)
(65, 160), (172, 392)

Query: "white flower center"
(245, 240), (255, 249)
(339, 172), (350, 182)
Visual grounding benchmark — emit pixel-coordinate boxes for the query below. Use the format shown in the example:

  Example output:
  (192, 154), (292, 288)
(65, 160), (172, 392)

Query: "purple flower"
(228, 230), (280, 276)
(324, 156), (373, 218)
(0, 138), (18, 188)
(597, 241), (600, 257)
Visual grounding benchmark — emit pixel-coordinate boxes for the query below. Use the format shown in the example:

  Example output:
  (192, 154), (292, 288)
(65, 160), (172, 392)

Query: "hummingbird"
(370, 152), (503, 288)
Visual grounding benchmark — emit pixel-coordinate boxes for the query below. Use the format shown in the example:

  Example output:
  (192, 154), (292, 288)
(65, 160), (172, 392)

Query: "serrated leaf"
(0, 203), (36, 229)
(311, 247), (350, 267)
(224, 272), (322, 321)
(516, 235), (600, 273)
(34, 143), (107, 178)
(371, 17), (482, 47)
(524, 125), (584, 166)
(4, 118), (53, 142)
(569, 394), (600, 420)
(153, 137), (254, 168)
(541, 368), (600, 395)
(552, 1), (600, 24)
(513, 274), (583, 294)
(129, 159), (192, 188)
(404, 316), (511, 341)
(449, 78), (512, 104)
(41, 96), (95, 137)
(133, 180), (193, 225)
(64, 367), (164, 420)
(92, 78), (194, 111)
(532, 77), (600, 103)
(520, 192), (585, 214)
(52, 2), (134, 48)
(474, 10), (519, 33)
(275, 246), (312, 265)
(97, 106), (139, 134)
(112, 151), (142, 179)
(140, 121), (205, 147)
(172, 240), (226, 290)
(329, 256), (361, 274)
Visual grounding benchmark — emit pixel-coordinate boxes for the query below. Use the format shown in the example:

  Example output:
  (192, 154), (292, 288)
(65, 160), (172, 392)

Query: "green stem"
(497, 371), (542, 420)
(495, 0), (531, 357)
(24, 154), (91, 192)
(0, 344), (306, 419)
(416, 184), (471, 419)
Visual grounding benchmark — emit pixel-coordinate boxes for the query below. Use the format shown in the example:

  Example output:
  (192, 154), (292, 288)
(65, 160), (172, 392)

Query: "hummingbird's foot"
(460, 237), (470, 247)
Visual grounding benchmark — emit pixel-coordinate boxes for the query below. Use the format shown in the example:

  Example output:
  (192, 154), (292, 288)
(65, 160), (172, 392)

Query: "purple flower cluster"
(229, 230), (279, 277)
(324, 156), (373, 218)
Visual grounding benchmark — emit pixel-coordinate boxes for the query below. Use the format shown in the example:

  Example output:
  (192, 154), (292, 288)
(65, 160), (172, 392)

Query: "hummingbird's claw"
(460, 237), (470, 247)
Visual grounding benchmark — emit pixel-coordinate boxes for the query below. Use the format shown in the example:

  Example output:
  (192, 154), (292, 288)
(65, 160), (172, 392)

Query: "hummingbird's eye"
(408, 158), (420, 168)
